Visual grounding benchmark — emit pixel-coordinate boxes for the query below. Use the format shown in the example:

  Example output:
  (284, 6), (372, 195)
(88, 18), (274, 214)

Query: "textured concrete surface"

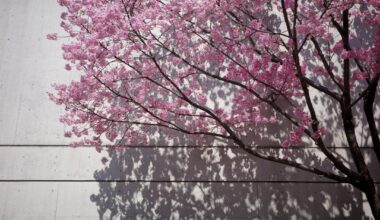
(0, 0), (378, 219)
(0, 0), (103, 219)
(0, 0), (77, 145)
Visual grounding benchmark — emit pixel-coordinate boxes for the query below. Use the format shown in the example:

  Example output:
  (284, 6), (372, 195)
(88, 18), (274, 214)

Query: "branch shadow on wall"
(90, 145), (378, 219)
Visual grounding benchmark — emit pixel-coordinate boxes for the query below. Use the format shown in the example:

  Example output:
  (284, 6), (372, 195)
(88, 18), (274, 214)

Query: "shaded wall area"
(91, 147), (379, 219)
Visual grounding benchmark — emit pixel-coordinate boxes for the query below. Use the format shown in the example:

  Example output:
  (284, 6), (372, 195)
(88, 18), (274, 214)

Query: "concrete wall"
(0, 0), (378, 219)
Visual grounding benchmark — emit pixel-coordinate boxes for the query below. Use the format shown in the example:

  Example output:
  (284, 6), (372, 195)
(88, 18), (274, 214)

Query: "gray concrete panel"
(0, 146), (378, 181)
(0, 146), (106, 180)
(89, 182), (376, 219)
(0, 0), (77, 145)
(0, 182), (375, 220)
(0, 182), (99, 220)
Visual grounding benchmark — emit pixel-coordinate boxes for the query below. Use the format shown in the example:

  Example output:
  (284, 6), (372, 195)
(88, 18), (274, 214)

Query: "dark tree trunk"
(343, 105), (380, 220)
(364, 76), (380, 164)
(360, 176), (380, 220)
(340, 9), (380, 219)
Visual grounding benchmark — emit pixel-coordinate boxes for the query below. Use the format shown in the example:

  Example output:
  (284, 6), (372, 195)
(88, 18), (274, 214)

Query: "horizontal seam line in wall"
(0, 179), (379, 184)
(0, 144), (375, 149)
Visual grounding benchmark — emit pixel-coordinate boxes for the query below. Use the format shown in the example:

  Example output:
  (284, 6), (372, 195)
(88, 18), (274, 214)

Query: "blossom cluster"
(48, 0), (380, 150)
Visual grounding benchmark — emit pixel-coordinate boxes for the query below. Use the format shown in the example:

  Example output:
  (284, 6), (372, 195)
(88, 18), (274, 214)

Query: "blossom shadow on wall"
(90, 146), (379, 219)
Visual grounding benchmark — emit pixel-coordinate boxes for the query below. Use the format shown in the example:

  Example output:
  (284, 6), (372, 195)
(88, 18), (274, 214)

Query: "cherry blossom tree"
(48, 0), (380, 218)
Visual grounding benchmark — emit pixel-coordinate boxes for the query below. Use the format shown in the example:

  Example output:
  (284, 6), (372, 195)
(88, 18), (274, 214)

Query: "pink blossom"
(352, 70), (368, 81)
(46, 33), (58, 40)
(341, 50), (354, 59)
(65, 64), (72, 71)
(64, 131), (72, 138)
(281, 140), (290, 148)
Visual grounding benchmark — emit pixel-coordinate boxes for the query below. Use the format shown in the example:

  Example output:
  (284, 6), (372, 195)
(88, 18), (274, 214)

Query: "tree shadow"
(90, 146), (378, 219)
